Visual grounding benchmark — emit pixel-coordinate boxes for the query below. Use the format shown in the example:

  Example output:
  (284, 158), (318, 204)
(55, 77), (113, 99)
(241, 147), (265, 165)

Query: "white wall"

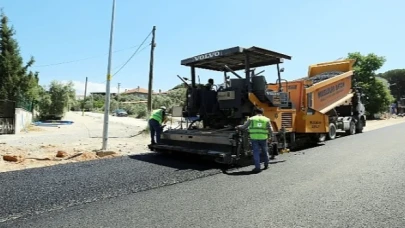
(14, 108), (33, 134)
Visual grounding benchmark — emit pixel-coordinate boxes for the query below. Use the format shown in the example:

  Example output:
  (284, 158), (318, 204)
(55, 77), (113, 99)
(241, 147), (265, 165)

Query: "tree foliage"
(378, 69), (405, 99)
(77, 87), (188, 119)
(37, 81), (76, 119)
(347, 52), (394, 116)
(348, 52), (386, 83)
(362, 78), (394, 115)
(0, 10), (39, 104)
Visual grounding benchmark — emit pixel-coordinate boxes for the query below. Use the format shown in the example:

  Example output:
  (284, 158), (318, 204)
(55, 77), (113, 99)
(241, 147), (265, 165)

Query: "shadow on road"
(223, 159), (286, 176)
(129, 149), (292, 174)
(290, 143), (324, 152)
(128, 152), (225, 171)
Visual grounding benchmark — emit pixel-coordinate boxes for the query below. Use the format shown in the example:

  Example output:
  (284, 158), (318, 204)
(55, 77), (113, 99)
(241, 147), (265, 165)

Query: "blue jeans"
(251, 139), (269, 170)
(149, 119), (162, 144)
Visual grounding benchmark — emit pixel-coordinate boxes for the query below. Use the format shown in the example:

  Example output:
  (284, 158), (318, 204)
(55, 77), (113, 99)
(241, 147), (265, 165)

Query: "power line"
(33, 44), (144, 68)
(113, 44), (149, 74)
(97, 44), (150, 85)
(111, 29), (153, 77)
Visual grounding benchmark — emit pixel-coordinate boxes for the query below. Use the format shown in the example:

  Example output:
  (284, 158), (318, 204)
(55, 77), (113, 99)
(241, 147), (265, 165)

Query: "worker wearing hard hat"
(236, 107), (273, 173)
(149, 106), (168, 145)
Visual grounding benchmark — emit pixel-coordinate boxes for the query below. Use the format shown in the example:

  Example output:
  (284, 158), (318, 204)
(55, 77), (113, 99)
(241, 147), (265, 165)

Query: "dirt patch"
(26, 125), (44, 132)
(364, 117), (405, 132)
(0, 144), (124, 173)
(70, 152), (98, 161)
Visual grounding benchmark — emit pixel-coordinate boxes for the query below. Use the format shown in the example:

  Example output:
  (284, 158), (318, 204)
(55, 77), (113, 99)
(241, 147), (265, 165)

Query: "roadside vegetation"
(71, 86), (187, 119)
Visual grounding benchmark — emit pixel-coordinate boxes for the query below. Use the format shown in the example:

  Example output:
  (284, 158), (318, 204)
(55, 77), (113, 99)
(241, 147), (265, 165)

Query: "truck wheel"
(309, 134), (324, 144)
(356, 120), (364, 133)
(318, 133), (326, 142)
(327, 123), (337, 140)
(346, 121), (356, 135)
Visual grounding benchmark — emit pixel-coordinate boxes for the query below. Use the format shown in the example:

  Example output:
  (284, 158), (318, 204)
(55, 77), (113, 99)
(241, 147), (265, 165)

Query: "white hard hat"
(160, 106), (167, 110)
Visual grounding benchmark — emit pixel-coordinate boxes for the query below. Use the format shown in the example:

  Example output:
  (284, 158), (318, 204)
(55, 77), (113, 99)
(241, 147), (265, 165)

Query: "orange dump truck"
(250, 59), (367, 151)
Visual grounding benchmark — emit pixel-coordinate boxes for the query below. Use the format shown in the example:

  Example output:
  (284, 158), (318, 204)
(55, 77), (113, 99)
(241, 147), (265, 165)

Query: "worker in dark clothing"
(236, 107), (273, 173)
(205, 78), (214, 90)
(148, 106), (167, 145)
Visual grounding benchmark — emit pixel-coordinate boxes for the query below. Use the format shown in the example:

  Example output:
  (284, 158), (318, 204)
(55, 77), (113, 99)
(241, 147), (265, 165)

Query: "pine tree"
(0, 10), (39, 105)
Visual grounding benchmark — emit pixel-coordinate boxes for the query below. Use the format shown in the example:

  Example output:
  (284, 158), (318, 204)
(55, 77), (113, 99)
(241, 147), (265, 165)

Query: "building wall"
(135, 93), (148, 99)
(14, 108), (33, 134)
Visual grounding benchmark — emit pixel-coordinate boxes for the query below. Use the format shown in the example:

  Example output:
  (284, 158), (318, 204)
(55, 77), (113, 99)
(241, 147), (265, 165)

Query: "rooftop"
(123, 86), (168, 95)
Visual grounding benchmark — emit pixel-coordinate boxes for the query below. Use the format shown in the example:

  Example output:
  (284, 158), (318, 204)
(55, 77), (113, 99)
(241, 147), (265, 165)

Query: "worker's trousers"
(149, 119), (162, 144)
(251, 139), (269, 170)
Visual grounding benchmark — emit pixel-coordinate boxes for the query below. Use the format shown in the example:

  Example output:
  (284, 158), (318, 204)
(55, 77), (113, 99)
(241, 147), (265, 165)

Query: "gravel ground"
(0, 111), (167, 172)
(1, 122), (405, 227)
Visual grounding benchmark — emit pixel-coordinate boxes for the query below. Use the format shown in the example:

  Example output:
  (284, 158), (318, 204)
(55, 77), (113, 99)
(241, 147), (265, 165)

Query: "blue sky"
(2, 0), (404, 95)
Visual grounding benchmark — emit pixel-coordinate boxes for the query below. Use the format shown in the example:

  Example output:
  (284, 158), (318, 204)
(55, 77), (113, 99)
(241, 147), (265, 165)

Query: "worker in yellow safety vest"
(149, 106), (167, 145)
(236, 107), (273, 173)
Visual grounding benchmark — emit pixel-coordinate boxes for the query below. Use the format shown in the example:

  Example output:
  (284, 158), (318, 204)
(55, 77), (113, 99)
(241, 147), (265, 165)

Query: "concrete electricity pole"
(117, 82), (121, 109)
(101, 0), (116, 151)
(147, 26), (156, 113)
(82, 76), (88, 116)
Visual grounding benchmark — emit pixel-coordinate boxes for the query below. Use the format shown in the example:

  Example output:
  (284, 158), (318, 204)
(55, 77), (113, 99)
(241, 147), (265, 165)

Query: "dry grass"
(25, 125), (43, 132)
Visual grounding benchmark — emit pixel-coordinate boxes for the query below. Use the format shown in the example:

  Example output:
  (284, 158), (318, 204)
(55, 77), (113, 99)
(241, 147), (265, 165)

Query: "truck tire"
(318, 133), (326, 142)
(309, 133), (326, 145)
(345, 121), (356, 135)
(356, 119), (364, 133)
(327, 123), (337, 140)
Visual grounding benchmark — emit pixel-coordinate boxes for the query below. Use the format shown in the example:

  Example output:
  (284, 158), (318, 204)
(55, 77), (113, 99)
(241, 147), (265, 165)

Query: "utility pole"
(117, 82), (121, 109)
(82, 76), (88, 116)
(147, 26), (156, 113)
(101, 0), (116, 151)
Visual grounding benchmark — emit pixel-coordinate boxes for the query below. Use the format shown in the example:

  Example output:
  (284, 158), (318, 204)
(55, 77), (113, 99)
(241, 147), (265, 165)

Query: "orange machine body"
(249, 59), (356, 135)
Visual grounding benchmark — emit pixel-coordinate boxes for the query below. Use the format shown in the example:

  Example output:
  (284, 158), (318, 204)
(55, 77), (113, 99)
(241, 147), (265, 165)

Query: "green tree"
(379, 69), (405, 99)
(0, 10), (39, 104)
(36, 86), (52, 118)
(348, 52), (386, 83)
(83, 98), (93, 110)
(37, 80), (76, 119)
(347, 52), (394, 116)
(364, 78), (394, 115)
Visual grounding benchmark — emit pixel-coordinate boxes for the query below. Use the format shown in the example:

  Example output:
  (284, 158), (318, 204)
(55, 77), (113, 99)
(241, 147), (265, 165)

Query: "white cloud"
(63, 80), (132, 95)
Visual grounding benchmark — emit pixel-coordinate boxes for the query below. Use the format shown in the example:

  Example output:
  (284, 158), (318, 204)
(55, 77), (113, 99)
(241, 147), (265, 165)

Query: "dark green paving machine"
(148, 46), (292, 165)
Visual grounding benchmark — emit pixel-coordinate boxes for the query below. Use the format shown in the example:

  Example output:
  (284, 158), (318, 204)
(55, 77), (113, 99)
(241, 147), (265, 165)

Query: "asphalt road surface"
(1, 123), (405, 228)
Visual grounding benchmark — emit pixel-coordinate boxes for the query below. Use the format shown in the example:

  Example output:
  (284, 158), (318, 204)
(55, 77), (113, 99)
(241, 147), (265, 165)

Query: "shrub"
(87, 87), (187, 120)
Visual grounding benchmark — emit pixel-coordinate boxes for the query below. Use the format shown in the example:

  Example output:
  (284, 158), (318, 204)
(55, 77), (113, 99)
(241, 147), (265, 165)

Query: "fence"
(0, 99), (16, 134)
(16, 98), (34, 112)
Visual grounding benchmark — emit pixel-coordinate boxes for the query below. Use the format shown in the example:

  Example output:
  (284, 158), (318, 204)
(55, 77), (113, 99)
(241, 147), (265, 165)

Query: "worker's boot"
(252, 168), (261, 173)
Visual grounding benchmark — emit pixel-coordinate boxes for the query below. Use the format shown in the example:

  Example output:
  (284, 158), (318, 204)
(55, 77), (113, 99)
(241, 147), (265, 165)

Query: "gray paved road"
(2, 123), (405, 228)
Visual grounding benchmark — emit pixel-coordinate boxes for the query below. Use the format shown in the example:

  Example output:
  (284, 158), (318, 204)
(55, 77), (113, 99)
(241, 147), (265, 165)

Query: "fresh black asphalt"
(1, 122), (405, 227)
(0, 153), (223, 223)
